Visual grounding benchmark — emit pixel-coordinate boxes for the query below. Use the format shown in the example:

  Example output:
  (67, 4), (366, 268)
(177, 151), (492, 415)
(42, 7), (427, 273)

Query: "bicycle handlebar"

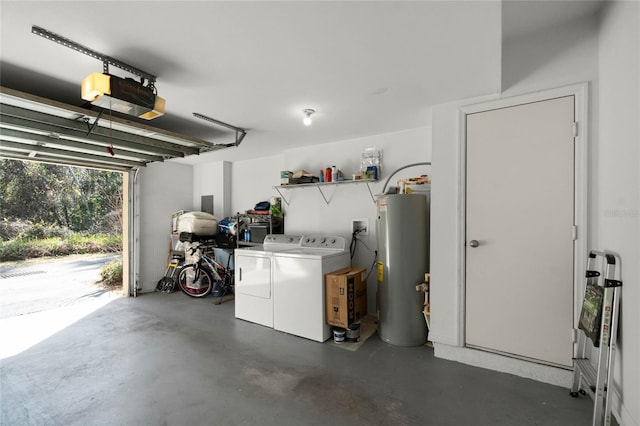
(185, 244), (231, 272)
(186, 244), (215, 262)
(187, 243), (210, 256)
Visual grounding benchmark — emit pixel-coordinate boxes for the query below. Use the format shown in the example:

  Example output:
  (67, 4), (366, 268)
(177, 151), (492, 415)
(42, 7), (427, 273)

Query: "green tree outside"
(0, 159), (123, 234)
(0, 159), (123, 263)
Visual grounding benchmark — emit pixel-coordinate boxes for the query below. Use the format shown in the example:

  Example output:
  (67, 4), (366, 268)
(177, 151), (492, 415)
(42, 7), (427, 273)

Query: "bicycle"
(177, 244), (234, 303)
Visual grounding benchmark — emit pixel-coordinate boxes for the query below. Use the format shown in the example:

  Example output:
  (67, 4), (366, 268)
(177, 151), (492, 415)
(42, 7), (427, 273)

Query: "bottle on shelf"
(325, 167), (332, 183)
(331, 166), (337, 182)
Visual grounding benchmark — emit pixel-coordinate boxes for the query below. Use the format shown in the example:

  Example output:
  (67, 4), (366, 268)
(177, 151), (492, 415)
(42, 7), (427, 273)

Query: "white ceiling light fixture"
(303, 109), (315, 126)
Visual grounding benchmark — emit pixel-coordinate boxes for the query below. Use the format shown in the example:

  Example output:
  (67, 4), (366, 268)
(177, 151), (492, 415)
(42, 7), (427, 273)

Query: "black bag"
(179, 232), (203, 242)
(254, 201), (270, 211)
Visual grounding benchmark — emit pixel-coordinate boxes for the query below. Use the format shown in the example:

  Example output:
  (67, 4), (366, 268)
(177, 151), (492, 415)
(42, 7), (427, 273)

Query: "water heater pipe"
(381, 162), (431, 194)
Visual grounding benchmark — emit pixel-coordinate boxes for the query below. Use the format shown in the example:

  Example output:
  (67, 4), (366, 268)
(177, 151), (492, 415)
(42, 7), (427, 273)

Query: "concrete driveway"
(0, 254), (123, 359)
(0, 253), (122, 319)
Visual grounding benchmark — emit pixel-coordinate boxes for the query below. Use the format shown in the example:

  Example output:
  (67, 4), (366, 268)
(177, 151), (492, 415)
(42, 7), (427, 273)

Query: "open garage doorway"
(1, 87), (221, 299)
(0, 159), (129, 295)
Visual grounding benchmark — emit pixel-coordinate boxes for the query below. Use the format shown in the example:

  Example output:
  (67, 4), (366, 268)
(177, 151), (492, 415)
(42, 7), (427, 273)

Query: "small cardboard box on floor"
(325, 267), (367, 329)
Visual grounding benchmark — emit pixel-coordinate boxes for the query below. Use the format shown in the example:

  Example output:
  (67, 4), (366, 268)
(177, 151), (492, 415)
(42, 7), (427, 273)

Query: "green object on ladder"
(570, 250), (622, 426)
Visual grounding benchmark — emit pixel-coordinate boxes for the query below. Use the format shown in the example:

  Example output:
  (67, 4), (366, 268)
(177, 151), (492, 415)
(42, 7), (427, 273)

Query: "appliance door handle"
(238, 267), (242, 281)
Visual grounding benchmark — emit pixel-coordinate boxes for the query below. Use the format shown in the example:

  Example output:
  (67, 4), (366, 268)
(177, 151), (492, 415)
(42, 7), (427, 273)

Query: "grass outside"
(98, 257), (124, 289)
(1, 224), (123, 288)
(0, 234), (121, 262)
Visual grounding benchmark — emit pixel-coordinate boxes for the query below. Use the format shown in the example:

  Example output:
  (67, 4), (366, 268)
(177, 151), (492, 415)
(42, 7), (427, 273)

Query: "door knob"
(469, 240), (479, 248)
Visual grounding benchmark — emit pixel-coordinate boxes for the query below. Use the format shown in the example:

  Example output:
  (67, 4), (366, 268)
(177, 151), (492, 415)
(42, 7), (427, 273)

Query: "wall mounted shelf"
(273, 179), (378, 205)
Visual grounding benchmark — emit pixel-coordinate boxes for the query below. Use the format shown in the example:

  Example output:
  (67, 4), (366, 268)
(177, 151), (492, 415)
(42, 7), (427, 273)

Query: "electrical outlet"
(351, 219), (369, 236)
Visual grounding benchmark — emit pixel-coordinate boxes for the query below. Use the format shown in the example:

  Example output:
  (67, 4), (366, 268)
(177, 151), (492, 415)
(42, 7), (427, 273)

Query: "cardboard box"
(291, 170), (311, 179)
(325, 267), (367, 328)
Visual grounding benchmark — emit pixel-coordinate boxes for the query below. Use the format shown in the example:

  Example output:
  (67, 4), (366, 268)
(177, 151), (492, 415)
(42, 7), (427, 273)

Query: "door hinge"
(572, 225), (578, 241)
(573, 122), (579, 137)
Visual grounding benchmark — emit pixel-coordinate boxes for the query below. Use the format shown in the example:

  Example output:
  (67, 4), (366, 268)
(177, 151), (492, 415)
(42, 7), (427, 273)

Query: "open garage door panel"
(0, 87), (219, 171)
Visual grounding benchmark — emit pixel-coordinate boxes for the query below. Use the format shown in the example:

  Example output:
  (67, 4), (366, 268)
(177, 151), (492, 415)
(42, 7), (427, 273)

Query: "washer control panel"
(300, 235), (346, 250)
(263, 234), (303, 247)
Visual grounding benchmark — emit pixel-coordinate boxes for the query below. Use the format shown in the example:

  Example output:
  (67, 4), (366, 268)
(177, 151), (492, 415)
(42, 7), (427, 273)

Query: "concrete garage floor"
(1, 292), (594, 426)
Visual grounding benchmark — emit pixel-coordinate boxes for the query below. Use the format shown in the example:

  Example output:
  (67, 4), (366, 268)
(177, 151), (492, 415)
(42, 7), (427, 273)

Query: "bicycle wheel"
(177, 264), (213, 298)
(155, 277), (167, 292)
(156, 277), (175, 293)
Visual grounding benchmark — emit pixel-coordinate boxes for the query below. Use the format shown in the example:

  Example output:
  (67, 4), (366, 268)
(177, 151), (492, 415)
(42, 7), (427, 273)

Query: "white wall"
(598, 2), (640, 425)
(503, 12), (602, 250)
(502, 11), (600, 96)
(429, 94), (496, 347)
(430, 5), (640, 425)
(195, 127), (431, 314)
(430, 9), (600, 380)
(137, 162), (194, 293)
(193, 160), (231, 218)
(279, 127), (431, 313)
(230, 154), (285, 217)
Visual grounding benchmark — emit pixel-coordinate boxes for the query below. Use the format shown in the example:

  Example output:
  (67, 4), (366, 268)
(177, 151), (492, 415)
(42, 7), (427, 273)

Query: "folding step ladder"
(570, 250), (622, 426)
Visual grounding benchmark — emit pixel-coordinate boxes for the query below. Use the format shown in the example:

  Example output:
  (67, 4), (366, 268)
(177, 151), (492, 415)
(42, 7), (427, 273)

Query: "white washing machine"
(234, 234), (302, 328)
(272, 235), (350, 342)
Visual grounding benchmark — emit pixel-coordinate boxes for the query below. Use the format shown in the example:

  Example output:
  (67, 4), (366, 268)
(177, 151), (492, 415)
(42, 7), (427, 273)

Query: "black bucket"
(346, 323), (361, 342)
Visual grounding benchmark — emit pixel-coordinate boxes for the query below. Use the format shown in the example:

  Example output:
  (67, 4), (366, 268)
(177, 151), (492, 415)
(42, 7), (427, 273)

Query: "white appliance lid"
(273, 248), (349, 258)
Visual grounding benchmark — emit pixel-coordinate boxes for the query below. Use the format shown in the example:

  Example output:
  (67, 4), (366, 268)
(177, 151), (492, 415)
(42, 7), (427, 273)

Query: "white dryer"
(272, 235), (350, 342)
(234, 234), (302, 328)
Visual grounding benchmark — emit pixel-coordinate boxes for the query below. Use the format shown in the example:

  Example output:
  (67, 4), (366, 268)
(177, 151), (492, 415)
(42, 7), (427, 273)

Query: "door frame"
(124, 168), (141, 297)
(456, 83), (589, 355)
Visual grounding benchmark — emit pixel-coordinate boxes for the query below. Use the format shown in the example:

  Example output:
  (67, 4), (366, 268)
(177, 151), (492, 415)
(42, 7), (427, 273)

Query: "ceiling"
(0, 1), (603, 167)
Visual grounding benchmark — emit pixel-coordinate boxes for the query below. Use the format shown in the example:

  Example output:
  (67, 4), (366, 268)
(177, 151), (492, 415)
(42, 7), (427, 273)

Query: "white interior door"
(465, 96), (575, 367)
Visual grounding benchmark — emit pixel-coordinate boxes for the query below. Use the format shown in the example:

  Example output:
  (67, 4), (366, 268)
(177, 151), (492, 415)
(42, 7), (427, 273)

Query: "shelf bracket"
(365, 182), (376, 204)
(316, 185), (330, 205)
(273, 186), (290, 206)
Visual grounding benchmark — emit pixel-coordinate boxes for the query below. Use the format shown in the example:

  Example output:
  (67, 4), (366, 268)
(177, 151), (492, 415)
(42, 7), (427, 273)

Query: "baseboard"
(433, 343), (573, 388)
(428, 332), (459, 347)
(611, 386), (638, 426)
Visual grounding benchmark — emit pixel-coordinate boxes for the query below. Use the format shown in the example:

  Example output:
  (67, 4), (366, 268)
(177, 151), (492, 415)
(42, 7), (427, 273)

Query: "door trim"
(456, 83), (589, 353)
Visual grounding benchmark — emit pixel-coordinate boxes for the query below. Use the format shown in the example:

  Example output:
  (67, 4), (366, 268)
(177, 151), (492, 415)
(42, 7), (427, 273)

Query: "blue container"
(366, 166), (378, 180)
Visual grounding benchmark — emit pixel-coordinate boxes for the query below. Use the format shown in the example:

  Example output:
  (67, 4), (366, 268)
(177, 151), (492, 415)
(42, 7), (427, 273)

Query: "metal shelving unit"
(236, 212), (284, 247)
